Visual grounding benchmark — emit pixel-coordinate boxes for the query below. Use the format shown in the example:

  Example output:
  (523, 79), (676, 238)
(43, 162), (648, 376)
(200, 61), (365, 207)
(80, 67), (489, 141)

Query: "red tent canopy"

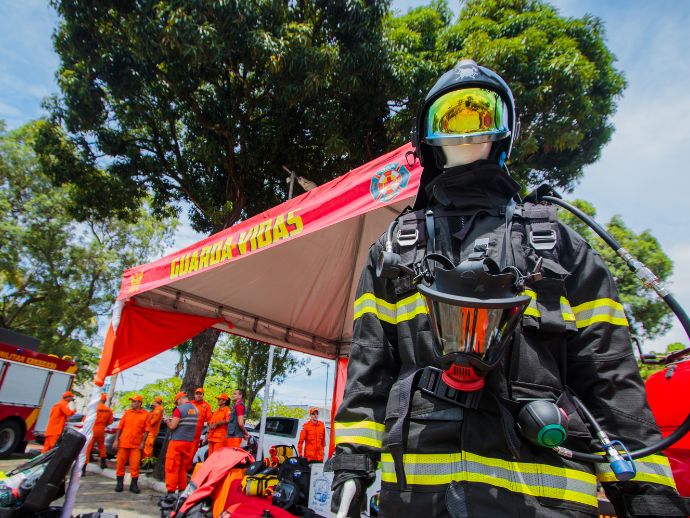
(95, 143), (421, 385)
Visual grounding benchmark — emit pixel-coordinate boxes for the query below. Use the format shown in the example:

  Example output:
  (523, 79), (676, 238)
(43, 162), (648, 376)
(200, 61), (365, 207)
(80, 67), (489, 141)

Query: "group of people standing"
(39, 387), (249, 496)
(163, 388), (249, 497)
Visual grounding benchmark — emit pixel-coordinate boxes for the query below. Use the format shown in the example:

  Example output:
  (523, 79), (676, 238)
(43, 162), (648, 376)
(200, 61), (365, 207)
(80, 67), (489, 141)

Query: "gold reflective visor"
(425, 88), (509, 145)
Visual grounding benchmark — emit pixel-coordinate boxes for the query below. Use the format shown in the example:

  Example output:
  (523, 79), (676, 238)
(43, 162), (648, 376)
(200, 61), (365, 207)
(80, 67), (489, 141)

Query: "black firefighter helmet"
(411, 60), (519, 209)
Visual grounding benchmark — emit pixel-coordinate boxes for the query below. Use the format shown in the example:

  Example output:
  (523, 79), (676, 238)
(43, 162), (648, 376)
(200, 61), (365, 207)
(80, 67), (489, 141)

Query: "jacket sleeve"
(298, 426), (306, 456)
(333, 239), (401, 461)
(562, 227), (684, 516)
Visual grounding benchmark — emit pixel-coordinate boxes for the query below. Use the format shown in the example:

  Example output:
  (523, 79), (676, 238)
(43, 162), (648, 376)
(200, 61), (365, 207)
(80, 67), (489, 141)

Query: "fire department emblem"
(370, 162), (410, 202)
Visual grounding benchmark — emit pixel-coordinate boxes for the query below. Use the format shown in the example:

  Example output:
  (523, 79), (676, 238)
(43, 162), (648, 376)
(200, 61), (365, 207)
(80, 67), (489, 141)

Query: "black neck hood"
(420, 161), (521, 211)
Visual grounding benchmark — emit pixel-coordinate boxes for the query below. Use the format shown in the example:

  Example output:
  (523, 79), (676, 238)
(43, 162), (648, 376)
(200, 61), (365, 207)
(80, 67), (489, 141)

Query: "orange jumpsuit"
(191, 399), (212, 461)
(207, 406), (230, 456)
(42, 399), (75, 452)
(166, 402), (198, 492)
(143, 404), (164, 458)
(298, 420), (326, 462)
(115, 407), (149, 478)
(85, 402), (113, 464)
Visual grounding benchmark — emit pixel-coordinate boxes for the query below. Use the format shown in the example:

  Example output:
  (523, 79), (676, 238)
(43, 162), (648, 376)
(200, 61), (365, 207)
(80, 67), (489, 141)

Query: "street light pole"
(257, 167), (318, 458)
(320, 360), (330, 414)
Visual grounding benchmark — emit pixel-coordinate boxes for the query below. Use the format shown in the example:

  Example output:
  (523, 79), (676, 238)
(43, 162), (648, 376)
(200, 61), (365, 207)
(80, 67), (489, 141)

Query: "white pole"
(62, 300), (124, 518)
(321, 360), (330, 414)
(257, 344), (275, 459)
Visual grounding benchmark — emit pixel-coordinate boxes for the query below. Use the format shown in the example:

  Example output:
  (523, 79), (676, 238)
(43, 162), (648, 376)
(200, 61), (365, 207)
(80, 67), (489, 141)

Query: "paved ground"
(0, 449), (165, 518)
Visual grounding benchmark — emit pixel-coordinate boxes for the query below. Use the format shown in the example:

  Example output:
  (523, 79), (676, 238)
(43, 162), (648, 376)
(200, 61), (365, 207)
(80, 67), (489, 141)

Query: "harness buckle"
(397, 228), (419, 247)
(529, 229), (557, 251)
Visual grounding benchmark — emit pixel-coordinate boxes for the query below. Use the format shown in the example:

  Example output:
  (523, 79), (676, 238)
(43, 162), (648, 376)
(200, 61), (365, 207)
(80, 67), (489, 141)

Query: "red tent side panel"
(329, 357), (349, 458)
(95, 303), (222, 385)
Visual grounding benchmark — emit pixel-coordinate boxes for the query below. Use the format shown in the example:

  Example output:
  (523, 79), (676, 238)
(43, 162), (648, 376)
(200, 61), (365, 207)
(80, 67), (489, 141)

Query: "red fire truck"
(0, 328), (77, 458)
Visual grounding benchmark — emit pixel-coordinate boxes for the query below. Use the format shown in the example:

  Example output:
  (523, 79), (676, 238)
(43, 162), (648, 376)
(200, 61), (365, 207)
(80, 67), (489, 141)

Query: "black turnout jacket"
(332, 163), (681, 517)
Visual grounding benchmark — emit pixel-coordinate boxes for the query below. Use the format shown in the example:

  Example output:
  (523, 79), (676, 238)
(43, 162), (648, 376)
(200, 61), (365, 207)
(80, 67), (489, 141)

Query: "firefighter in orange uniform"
(164, 392), (198, 497)
(191, 388), (212, 463)
(298, 407), (326, 462)
(207, 393), (231, 456)
(84, 393), (113, 471)
(42, 391), (76, 452)
(143, 395), (164, 459)
(113, 394), (149, 494)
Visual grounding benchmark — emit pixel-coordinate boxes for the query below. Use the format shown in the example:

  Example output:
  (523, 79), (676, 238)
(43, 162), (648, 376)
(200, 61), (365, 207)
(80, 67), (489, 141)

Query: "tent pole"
(61, 384), (101, 518)
(257, 344), (275, 459)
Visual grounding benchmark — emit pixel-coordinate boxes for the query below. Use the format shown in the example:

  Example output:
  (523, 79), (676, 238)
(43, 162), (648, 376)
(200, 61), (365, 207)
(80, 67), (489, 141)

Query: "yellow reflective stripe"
(380, 452), (598, 508)
(572, 298), (628, 328)
(353, 292), (427, 324)
(521, 289), (575, 322)
(595, 454), (677, 489)
(335, 421), (386, 432)
(334, 420), (385, 449)
(334, 435), (382, 448)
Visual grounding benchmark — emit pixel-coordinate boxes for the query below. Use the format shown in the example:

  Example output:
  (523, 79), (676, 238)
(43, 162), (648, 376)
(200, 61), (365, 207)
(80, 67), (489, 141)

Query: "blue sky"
(2, 1), (689, 403)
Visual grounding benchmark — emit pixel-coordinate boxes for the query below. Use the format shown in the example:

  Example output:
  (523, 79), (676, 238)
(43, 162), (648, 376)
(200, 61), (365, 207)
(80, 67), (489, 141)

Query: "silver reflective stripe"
(334, 421), (384, 449)
(380, 451), (598, 508)
(572, 298), (628, 328)
(353, 293), (427, 324)
(595, 454), (677, 488)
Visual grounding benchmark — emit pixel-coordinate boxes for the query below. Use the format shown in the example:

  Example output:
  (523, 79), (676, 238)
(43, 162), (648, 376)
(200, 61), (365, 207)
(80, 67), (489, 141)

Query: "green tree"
(558, 200), (674, 342)
(42, 0), (629, 391)
(42, 0), (393, 393)
(385, 0), (626, 189)
(0, 121), (174, 386)
(208, 335), (305, 418)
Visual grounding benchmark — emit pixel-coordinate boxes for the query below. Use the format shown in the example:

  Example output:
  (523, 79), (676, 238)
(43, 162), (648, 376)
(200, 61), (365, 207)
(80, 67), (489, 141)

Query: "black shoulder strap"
(521, 202), (560, 264)
(396, 210), (427, 268)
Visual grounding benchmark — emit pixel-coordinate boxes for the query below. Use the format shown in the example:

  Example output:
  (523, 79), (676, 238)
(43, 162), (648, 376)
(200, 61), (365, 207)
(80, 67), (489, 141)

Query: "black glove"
(331, 471), (367, 517)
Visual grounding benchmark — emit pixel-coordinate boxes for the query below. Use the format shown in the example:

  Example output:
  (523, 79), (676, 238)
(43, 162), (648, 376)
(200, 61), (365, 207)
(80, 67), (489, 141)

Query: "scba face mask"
(417, 253), (530, 391)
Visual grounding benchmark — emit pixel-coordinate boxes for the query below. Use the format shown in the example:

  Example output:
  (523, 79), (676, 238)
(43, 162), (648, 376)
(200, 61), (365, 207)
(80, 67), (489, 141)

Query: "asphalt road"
(0, 449), (164, 518)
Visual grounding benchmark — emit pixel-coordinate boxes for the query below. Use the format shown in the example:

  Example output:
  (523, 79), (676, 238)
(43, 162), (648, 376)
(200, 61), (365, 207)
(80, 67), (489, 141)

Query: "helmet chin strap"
(442, 142), (492, 168)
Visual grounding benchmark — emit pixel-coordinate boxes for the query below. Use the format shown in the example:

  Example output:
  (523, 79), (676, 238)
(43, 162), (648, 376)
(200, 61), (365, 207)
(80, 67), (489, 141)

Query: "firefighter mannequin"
(113, 394), (149, 493)
(330, 60), (686, 517)
(84, 392), (113, 472)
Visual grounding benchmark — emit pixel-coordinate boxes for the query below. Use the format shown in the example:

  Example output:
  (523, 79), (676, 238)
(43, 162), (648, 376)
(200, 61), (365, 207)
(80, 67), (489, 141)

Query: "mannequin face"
(441, 142), (491, 168)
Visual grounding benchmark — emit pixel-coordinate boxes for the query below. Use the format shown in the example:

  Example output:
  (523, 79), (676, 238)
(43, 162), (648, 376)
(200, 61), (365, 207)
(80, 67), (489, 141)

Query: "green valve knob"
(517, 400), (569, 448)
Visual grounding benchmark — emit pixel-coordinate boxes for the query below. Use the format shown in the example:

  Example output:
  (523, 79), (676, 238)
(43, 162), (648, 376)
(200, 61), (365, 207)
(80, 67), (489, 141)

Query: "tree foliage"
(43, 0), (393, 234)
(0, 120), (174, 385)
(41, 0), (628, 390)
(558, 200), (673, 341)
(208, 335), (305, 418)
(385, 0), (626, 189)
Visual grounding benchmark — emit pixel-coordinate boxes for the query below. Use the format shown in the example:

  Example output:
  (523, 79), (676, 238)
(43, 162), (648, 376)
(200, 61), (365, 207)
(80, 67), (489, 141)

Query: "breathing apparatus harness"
(378, 183), (690, 486)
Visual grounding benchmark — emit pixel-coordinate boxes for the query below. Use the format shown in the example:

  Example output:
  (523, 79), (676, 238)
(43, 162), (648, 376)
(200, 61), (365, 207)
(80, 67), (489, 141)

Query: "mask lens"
(423, 300), (524, 366)
(424, 88), (509, 145)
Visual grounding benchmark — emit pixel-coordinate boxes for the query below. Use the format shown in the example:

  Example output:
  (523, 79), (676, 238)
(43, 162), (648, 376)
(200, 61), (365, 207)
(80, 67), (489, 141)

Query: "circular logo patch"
(370, 162), (411, 202)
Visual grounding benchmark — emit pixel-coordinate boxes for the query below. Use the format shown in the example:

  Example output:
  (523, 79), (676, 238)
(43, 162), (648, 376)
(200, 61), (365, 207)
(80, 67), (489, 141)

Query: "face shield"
(424, 88), (510, 147)
(417, 254), (530, 391)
